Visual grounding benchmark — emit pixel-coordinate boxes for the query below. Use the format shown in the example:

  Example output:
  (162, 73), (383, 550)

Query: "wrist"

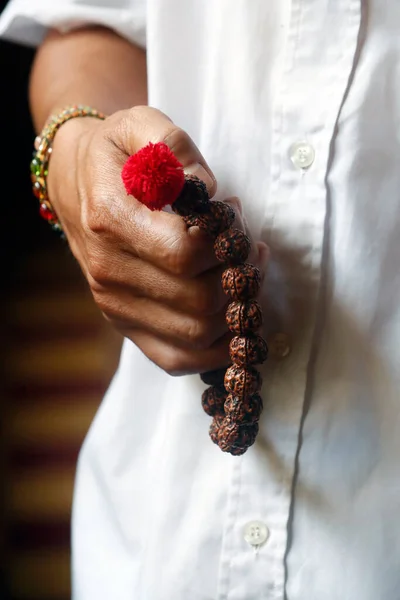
(49, 115), (99, 176)
(48, 116), (101, 216)
(51, 114), (102, 171)
(31, 106), (105, 234)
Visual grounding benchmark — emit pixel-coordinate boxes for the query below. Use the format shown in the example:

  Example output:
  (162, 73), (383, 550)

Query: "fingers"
(47, 103), (269, 379)
(88, 251), (226, 316)
(117, 208), (221, 276)
(85, 194), (269, 284)
(105, 105), (217, 195)
(84, 203), (222, 277)
(86, 108), (267, 279)
(122, 329), (231, 376)
(94, 288), (228, 351)
(83, 110), (222, 275)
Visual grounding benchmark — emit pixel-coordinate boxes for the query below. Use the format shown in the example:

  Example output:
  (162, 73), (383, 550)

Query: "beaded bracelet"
(121, 142), (268, 455)
(31, 105), (106, 234)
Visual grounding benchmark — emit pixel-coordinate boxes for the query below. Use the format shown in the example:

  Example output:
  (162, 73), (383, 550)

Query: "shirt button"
(243, 521), (270, 547)
(268, 332), (291, 359)
(289, 141), (315, 169)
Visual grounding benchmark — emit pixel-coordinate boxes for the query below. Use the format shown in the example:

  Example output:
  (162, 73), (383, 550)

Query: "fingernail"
(184, 163), (217, 197)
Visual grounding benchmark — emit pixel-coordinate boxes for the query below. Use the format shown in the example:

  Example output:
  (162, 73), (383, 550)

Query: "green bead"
(30, 157), (41, 175)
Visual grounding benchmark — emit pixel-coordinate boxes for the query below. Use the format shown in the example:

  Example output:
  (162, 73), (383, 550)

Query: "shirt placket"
(217, 1), (362, 599)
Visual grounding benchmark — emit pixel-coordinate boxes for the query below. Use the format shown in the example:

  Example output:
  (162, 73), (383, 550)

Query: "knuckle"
(157, 352), (196, 377)
(162, 237), (194, 277)
(112, 106), (174, 150)
(126, 105), (151, 121)
(186, 319), (214, 350)
(96, 296), (121, 322)
(163, 127), (192, 158)
(116, 106), (147, 141)
(161, 356), (187, 377)
(86, 250), (110, 286)
(87, 273), (107, 298)
(92, 290), (110, 315)
(81, 196), (111, 236)
(101, 310), (124, 331)
(87, 272), (109, 310)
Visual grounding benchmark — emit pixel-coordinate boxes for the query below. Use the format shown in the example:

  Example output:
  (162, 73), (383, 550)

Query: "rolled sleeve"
(0, 0), (146, 47)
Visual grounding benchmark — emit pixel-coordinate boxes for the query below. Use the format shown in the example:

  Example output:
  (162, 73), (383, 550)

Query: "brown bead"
(218, 418), (240, 448)
(226, 300), (263, 335)
(200, 368), (227, 387)
(228, 445), (249, 456)
(229, 335), (268, 366)
(235, 421), (259, 450)
(209, 415), (224, 445)
(172, 174), (210, 216)
(201, 385), (227, 417)
(222, 264), (261, 301)
(217, 417), (259, 454)
(214, 228), (251, 264)
(224, 365), (262, 396)
(183, 201), (235, 237)
(224, 393), (263, 424)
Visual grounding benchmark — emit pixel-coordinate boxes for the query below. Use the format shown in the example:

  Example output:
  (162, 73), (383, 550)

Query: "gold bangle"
(31, 105), (106, 235)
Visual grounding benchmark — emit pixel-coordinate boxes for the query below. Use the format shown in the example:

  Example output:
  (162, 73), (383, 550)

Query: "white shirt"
(2, 1), (400, 598)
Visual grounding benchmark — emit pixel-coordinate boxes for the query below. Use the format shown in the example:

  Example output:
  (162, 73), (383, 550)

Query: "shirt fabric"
(2, 1), (400, 599)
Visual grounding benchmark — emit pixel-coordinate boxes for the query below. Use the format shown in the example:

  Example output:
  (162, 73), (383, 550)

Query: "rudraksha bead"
(217, 417), (259, 454)
(218, 417), (240, 448)
(224, 393), (263, 424)
(224, 365), (262, 396)
(229, 335), (268, 366)
(200, 368), (227, 387)
(226, 300), (263, 335)
(172, 174), (210, 216)
(122, 144), (267, 456)
(183, 201), (235, 237)
(214, 228), (251, 264)
(231, 421), (259, 453)
(228, 445), (250, 456)
(209, 415), (224, 445)
(222, 264), (261, 301)
(201, 385), (227, 417)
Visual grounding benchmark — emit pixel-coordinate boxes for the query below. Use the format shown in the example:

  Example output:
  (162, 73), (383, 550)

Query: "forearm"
(29, 26), (147, 131)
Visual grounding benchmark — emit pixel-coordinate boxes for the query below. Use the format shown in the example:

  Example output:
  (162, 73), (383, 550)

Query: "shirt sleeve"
(0, 0), (146, 48)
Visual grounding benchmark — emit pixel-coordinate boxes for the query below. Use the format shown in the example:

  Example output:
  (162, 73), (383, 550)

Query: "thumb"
(109, 105), (217, 197)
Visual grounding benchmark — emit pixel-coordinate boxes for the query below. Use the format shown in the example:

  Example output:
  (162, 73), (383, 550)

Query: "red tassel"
(121, 142), (185, 211)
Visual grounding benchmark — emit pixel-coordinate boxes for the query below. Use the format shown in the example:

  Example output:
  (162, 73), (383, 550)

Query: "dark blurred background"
(0, 3), (121, 598)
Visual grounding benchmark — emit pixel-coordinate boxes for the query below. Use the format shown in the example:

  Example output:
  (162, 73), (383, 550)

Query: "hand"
(48, 106), (268, 375)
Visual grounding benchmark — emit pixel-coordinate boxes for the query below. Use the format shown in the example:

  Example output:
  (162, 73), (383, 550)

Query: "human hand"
(48, 106), (268, 375)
